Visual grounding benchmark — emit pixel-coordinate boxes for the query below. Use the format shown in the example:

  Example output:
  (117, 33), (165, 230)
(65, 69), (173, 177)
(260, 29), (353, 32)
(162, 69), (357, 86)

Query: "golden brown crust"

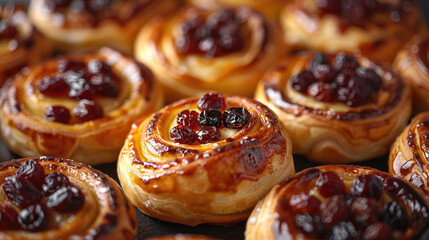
(28, 0), (178, 53)
(246, 165), (429, 240)
(0, 156), (136, 240)
(280, 0), (426, 63)
(0, 47), (163, 165)
(184, 0), (284, 18)
(0, 4), (51, 86)
(389, 112), (429, 196)
(394, 34), (429, 114)
(117, 95), (295, 226)
(134, 6), (286, 103)
(254, 52), (412, 163)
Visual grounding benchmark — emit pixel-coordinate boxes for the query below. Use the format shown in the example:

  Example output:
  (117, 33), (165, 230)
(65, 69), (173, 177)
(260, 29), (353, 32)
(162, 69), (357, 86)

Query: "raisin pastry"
(117, 93), (295, 226)
(281, 0), (426, 63)
(184, 0), (284, 19)
(28, 0), (178, 53)
(389, 111), (429, 196)
(394, 34), (429, 114)
(135, 6), (286, 103)
(0, 157), (136, 239)
(0, 47), (163, 165)
(246, 165), (429, 240)
(255, 52), (411, 163)
(0, 3), (50, 86)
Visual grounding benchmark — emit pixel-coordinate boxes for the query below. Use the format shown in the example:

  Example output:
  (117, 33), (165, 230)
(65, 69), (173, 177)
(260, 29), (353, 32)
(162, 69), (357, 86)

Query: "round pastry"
(0, 156), (136, 239)
(255, 52), (412, 163)
(184, 0), (284, 19)
(28, 0), (178, 53)
(117, 92), (295, 226)
(394, 34), (429, 114)
(389, 111), (429, 196)
(135, 6), (286, 103)
(280, 0), (426, 63)
(0, 47), (163, 165)
(0, 3), (50, 86)
(246, 165), (429, 240)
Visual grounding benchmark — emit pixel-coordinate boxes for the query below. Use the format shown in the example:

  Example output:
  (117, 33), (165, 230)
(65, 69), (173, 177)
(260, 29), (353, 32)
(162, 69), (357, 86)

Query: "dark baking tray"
(1, 0), (429, 239)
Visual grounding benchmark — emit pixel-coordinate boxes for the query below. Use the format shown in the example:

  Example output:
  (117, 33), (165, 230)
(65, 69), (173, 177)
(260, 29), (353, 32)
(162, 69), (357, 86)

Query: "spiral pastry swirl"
(0, 47), (163, 165)
(0, 3), (50, 86)
(394, 34), (429, 114)
(135, 6), (286, 103)
(389, 112), (429, 197)
(255, 52), (411, 163)
(246, 165), (429, 240)
(0, 156), (136, 240)
(117, 94), (294, 226)
(280, 0), (426, 63)
(28, 0), (178, 52)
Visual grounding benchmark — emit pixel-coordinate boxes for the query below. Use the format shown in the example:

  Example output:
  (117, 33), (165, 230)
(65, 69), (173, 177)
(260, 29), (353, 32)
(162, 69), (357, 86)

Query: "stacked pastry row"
(0, 0), (428, 239)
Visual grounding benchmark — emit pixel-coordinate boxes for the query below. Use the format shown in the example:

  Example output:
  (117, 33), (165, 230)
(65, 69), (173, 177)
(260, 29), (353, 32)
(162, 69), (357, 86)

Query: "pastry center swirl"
(175, 9), (246, 58)
(291, 52), (382, 107)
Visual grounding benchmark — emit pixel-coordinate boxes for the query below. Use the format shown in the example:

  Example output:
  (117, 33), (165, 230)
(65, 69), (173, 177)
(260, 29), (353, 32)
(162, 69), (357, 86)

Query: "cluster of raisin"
(37, 59), (119, 124)
(175, 9), (244, 58)
(291, 52), (382, 107)
(283, 171), (417, 239)
(0, 160), (84, 231)
(170, 93), (250, 144)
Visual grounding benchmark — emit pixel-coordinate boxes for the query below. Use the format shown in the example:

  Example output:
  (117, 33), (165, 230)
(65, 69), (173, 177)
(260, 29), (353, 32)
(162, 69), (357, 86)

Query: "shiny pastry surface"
(0, 156), (136, 240)
(0, 47), (163, 165)
(394, 34), (429, 114)
(0, 3), (50, 86)
(281, 0), (426, 63)
(117, 93), (295, 226)
(184, 0), (284, 18)
(246, 165), (429, 240)
(135, 6), (286, 103)
(255, 52), (412, 163)
(390, 111), (429, 197)
(29, 0), (177, 52)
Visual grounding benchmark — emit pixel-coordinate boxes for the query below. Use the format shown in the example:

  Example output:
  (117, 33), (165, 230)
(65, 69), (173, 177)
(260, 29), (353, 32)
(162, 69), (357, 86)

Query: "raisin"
(37, 76), (69, 97)
(2, 176), (42, 208)
(170, 125), (197, 144)
(381, 201), (409, 230)
(289, 193), (321, 213)
(16, 160), (46, 190)
(333, 52), (360, 71)
(197, 93), (226, 110)
(0, 204), (18, 230)
(362, 222), (393, 240)
(177, 110), (199, 129)
(197, 126), (221, 144)
(17, 204), (47, 232)
(44, 106), (71, 124)
(223, 107), (250, 129)
(72, 100), (104, 122)
(327, 221), (358, 240)
(350, 197), (380, 227)
(351, 174), (383, 198)
(316, 171), (346, 197)
(46, 186), (84, 212)
(291, 70), (316, 94)
(295, 213), (325, 238)
(42, 172), (72, 196)
(320, 195), (349, 228)
(198, 109), (222, 128)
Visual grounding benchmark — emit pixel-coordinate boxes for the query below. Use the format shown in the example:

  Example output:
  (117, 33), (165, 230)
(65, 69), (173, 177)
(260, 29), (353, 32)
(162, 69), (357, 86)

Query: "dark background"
(0, 0), (428, 239)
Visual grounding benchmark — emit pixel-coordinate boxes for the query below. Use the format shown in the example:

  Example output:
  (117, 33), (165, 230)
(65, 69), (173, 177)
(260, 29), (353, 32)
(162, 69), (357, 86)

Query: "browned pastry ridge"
(0, 156), (136, 240)
(394, 34), (429, 114)
(390, 111), (429, 196)
(0, 47), (163, 165)
(280, 0), (426, 63)
(0, 3), (50, 86)
(135, 6), (286, 103)
(184, 0), (284, 18)
(255, 52), (412, 163)
(28, 0), (178, 52)
(117, 94), (295, 226)
(246, 165), (429, 240)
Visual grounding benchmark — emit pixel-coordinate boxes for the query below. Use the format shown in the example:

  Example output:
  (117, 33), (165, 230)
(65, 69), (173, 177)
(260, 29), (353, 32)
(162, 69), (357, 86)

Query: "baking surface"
(0, 0), (429, 239)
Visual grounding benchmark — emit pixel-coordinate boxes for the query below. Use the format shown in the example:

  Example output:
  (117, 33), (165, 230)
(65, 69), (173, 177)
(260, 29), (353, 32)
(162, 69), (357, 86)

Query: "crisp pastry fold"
(0, 156), (136, 240)
(184, 0), (284, 19)
(0, 47), (163, 165)
(255, 52), (412, 163)
(0, 3), (50, 86)
(389, 111), (429, 196)
(280, 0), (426, 63)
(394, 34), (429, 114)
(246, 165), (429, 240)
(28, 0), (178, 53)
(135, 6), (286, 103)
(117, 94), (295, 226)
